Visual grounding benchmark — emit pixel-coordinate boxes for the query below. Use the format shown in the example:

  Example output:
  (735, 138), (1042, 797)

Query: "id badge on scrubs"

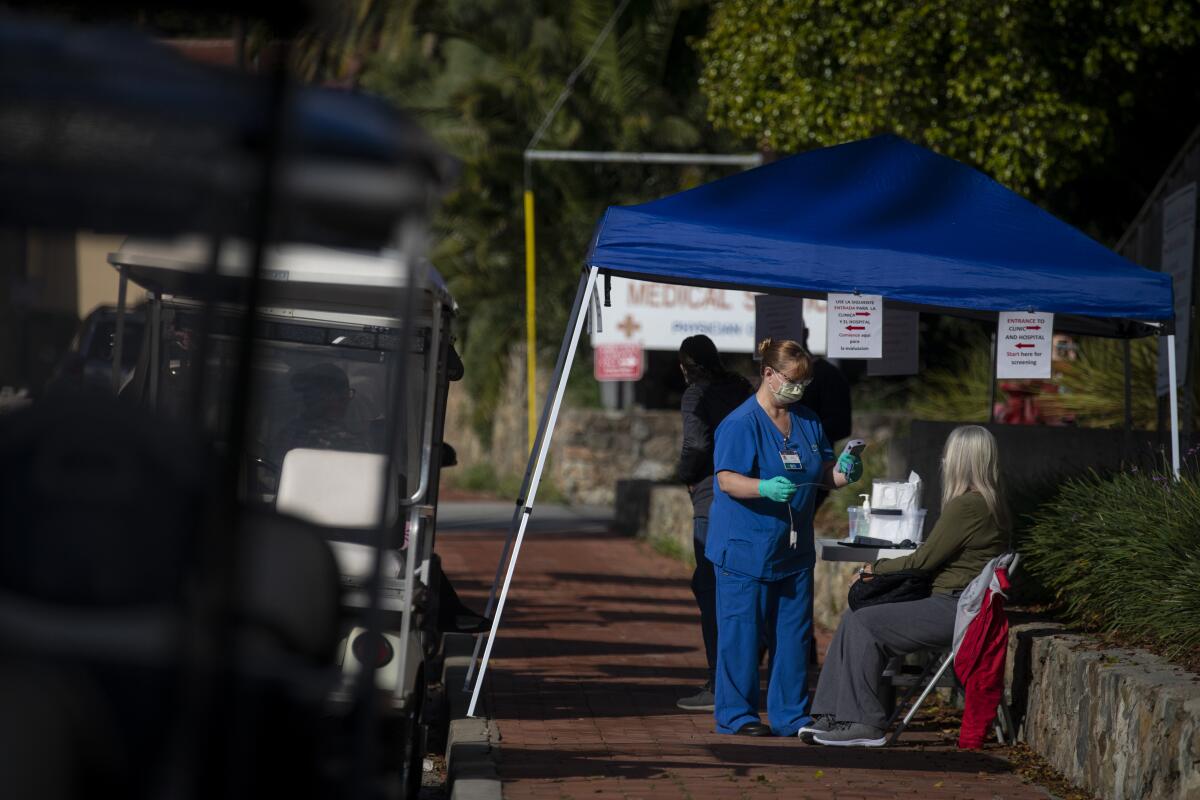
(780, 444), (804, 471)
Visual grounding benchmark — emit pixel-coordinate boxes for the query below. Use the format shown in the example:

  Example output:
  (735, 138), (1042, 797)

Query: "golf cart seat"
(276, 448), (406, 579)
(0, 395), (342, 798)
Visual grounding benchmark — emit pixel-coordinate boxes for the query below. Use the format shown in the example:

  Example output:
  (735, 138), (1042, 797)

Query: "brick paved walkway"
(440, 523), (1048, 800)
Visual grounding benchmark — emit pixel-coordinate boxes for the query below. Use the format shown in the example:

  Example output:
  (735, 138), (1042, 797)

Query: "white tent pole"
(1168, 333), (1181, 478)
(464, 268), (597, 689)
(467, 266), (601, 718)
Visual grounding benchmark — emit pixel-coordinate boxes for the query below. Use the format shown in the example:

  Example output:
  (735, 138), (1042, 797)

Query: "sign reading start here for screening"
(997, 311), (1054, 379)
(826, 293), (883, 358)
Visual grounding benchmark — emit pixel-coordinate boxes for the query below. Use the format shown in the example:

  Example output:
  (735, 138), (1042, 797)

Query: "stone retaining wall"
(1008, 623), (1200, 800)
(552, 409), (681, 507)
(443, 347), (682, 506)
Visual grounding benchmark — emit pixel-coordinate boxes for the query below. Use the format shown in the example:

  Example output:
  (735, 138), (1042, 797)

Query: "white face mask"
(767, 369), (807, 404)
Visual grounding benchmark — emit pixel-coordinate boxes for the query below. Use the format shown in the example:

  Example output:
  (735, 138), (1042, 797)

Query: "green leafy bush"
(1046, 336), (1200, 430)
(908, 339), (993, 423)
(1024, 464), (1200, 663)
(447, 461), (566, 504)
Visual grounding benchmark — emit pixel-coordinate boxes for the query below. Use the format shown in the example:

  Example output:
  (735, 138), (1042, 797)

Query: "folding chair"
(886, 553), (1020, 745)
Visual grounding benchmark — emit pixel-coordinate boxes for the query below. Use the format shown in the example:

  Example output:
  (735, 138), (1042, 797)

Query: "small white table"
(816, 537), (914, 562)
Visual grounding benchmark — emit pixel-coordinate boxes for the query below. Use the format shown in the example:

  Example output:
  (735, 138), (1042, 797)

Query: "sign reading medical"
(589, 276), (758, 353)
(996, 311), (1054, 379)
(594, 343), (644, 382)
(826, 294), (883, 358)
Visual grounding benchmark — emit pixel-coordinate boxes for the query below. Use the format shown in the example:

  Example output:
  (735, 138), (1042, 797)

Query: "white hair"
(940, 425), (1009, 532)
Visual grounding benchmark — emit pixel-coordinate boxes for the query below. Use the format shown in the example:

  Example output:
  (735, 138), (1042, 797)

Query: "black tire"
(397, 681), (426, 800)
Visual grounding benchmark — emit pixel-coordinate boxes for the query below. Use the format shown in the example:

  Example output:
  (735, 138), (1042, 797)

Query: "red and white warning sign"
(594, 343), (644, 382)
(996, 311), (1053, 379)
(826, 293), (883, 358)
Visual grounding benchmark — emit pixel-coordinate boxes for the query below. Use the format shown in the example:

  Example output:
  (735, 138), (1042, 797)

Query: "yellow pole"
(524, 189), (537, 454)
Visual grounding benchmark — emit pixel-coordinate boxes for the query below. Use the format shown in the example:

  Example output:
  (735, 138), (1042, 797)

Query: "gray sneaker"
(676, 685), (715, 712)
(813, 720), (888, 747)
(796, 714), (835, 742)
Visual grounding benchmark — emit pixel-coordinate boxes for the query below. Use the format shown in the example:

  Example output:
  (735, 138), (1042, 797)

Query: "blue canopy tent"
(589, 134), (1172, 332)
(465, 135), (1180, 715)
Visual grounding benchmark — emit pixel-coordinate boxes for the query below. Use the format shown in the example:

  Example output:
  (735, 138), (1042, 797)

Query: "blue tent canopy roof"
(586, 135), (1172, 333)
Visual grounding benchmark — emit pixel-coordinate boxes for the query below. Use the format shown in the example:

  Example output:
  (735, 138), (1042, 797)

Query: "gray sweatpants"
(811, 593), (959, 730)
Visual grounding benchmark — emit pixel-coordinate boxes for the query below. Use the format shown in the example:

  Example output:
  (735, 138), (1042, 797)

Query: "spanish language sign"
(996, 311), (1054, 379)
(826, 293), (882, 358)
(589, 276), (758, 353)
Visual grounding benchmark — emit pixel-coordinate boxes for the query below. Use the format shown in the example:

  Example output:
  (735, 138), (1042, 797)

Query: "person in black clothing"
(675, 335), (753, 712)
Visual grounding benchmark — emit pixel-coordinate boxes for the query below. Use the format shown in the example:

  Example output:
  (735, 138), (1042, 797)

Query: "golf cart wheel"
(397, 676), (426, 800)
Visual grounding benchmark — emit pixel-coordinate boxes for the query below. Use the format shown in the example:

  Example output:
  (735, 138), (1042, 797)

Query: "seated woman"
(803, 424), (1008, 747)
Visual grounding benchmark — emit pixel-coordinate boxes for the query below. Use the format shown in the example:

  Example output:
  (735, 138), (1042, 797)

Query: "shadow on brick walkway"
(440, 519), (1047, 800)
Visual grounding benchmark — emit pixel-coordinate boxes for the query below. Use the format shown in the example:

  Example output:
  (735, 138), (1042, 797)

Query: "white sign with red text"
(826, 293), (883, 358)
(996, 311), (1054, 379)
(589, 276), (760, 353)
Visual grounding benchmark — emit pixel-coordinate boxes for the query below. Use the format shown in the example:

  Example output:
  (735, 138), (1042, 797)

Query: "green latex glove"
(837, 452), (863, 483)
(758, 475), (798, 503)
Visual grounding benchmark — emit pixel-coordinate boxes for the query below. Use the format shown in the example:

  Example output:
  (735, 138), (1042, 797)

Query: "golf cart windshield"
(150, 301), (432, 500)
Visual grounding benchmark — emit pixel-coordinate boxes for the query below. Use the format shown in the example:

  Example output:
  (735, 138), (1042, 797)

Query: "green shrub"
(1046, 336), (1200, 430)
(1024, 464), (1200, 662)
(448, 460), (566, 504)
(908, 340), (993, 423)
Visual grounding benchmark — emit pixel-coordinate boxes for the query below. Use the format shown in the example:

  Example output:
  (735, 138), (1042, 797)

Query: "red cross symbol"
(617, 314), (641, 339)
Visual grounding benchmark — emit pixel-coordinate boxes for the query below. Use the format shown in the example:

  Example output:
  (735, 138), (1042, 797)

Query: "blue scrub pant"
(714, 566), (813, 736)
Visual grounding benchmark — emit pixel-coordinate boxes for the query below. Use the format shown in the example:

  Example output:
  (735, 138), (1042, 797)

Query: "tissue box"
(870, 471), (922, 513)
(866, 508), (927, 545)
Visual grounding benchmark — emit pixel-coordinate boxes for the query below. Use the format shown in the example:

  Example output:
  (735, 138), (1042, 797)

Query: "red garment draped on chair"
(953, 565), (1011, 749)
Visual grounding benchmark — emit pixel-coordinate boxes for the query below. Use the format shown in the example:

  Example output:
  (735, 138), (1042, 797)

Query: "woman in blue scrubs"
(706, 338), (862, 736)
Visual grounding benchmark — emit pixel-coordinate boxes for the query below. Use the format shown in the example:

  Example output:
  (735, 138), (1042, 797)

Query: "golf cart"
(107, 236), (460, 792)
(0, 10), (455, 799)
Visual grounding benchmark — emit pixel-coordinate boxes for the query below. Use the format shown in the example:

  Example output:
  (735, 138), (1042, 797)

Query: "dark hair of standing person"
(679, 335), (727, 383)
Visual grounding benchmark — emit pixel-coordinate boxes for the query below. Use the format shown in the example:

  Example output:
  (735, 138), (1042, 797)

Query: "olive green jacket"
(873, 492), (1007, 594)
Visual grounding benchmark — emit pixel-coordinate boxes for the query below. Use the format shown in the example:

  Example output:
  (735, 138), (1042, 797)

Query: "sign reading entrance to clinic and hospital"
(593, 343), (644, 381)
(826, 294), (883, 358)
(589, 276), (760, 353)
(996, 311), (1054, 379)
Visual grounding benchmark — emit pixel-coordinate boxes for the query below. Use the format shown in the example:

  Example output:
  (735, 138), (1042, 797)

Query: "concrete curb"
(442, 633), (502, 800)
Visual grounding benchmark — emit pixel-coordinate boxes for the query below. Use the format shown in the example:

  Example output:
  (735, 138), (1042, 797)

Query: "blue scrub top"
(705, 395), (834, 581)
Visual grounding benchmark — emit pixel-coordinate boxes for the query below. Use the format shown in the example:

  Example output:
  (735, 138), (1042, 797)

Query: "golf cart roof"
(0, 16), (454, 247)
(110, 236), (454, 318)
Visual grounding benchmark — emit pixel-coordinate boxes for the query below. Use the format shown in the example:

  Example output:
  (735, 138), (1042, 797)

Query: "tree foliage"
(300, 1), (730, 442)
(696, 0), (1200, 197)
